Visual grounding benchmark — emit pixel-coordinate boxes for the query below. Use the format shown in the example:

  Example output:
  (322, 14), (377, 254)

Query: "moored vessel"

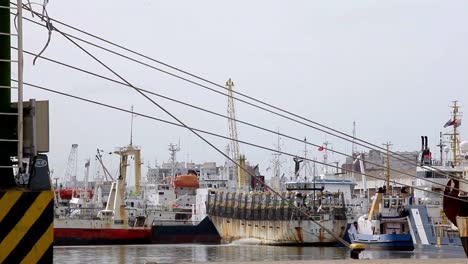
(441, 102), (468, 257)
(349, 188), (414, 250)
(207, 188), (348, 245)
(54, 145), (152, 245)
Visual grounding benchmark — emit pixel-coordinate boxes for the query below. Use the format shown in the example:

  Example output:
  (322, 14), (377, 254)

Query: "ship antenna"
(436, 131), (445, 165)
(130, 105), (134, 146)
(352, 121), (357, 155)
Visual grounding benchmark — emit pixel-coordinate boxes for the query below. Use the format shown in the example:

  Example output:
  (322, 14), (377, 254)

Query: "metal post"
(17, 0), (23, 171)
(30, 99), (37, 155)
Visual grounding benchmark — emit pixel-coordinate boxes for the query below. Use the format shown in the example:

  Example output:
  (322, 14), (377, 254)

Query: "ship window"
(384, 200), (390, 208)
(159, 192), (164, 195)
(131, 202), (134, 207)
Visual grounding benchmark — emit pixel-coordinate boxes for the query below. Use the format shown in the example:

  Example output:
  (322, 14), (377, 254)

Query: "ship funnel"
(424, 136), (428, 150)
(421, 136), (425, 152)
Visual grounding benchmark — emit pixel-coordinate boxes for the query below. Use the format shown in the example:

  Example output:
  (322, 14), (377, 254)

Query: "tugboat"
(349, 187), (414, 250)
(348, 142), (413, 250)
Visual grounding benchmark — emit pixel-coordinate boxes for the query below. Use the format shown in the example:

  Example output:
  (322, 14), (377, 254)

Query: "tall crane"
(64, 144), (79, 188)
(226, 78), (246, 188)
(226, 78), (239, 161)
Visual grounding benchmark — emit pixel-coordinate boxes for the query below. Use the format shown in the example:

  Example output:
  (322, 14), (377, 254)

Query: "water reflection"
(54, 244), (465, 264)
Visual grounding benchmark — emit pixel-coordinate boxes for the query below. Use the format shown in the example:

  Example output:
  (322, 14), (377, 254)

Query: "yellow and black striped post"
(0, 190), (54, 263)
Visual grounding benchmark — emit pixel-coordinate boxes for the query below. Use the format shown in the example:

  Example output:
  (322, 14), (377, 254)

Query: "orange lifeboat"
(173, 174), (199, 188)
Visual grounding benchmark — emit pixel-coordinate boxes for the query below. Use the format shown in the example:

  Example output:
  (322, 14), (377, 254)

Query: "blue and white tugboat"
(348, 186), (414, 250)
(349, 142), (414, 250)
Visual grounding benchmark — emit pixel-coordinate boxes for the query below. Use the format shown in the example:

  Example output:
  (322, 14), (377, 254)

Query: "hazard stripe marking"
(0, 191), (22, 222)
(0, 192), (37, 242)
(20, 223), (54, 264)
(4, 198), (53, 263)
(0, 191), (53, 263)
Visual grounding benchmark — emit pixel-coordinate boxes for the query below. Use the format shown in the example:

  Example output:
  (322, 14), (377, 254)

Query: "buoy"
(349, 243), (365, 259)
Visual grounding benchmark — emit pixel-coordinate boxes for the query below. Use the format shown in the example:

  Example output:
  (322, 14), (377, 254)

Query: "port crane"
(226, 78), (246, 189)
(64, 144), (79, 188)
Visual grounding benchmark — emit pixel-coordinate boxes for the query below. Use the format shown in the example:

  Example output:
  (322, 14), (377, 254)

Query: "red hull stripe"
(55, 228), (151, 240)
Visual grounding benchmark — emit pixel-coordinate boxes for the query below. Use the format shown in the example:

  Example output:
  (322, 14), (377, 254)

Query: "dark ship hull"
(151, 217), (220, 244)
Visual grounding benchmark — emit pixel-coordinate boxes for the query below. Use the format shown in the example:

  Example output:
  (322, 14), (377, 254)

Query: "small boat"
(349, 188), (414, 250)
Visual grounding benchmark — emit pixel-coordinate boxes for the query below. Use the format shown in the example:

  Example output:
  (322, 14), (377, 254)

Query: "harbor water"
(54, 244), (466, 264)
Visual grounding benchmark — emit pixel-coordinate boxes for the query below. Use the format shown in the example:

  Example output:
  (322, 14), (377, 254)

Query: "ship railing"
(66, 207), (103, 218)
(152, 219), (199, 226)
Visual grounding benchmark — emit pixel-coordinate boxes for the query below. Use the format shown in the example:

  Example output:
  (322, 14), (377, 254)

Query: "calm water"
(54, 244), (466, 264)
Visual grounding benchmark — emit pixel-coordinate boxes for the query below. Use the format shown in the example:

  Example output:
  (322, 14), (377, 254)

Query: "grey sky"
(15, 0), (468, 185)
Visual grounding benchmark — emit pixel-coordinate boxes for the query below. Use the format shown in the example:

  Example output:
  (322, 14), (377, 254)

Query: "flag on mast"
(443, 119), (456, 128)
(318, 146), (324, 151)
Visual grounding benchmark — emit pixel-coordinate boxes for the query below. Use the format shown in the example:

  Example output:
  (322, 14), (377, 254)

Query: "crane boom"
(226, 78), (239, 161)
(64, 144), (79, 188)
(226, 78), (246, 189)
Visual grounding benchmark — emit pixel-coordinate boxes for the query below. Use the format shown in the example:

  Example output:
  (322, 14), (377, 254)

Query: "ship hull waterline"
(209, 215), (347, 245)
(54, 218), (152, 246)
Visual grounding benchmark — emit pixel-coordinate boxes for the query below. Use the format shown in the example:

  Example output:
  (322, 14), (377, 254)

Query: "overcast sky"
(13, 0), (468, 185)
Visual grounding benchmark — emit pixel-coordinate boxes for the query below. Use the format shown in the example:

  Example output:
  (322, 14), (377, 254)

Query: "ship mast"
(383, 142), (392, 194)
(303, 137), (308, 182)
(352, 121), (357, 155)
(322, 141), (330, 175)
(451, 101), (460, 165)
(168, 143), (180, 178)
(129, 105), (135, 146)
(271, 129), (282, 190)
